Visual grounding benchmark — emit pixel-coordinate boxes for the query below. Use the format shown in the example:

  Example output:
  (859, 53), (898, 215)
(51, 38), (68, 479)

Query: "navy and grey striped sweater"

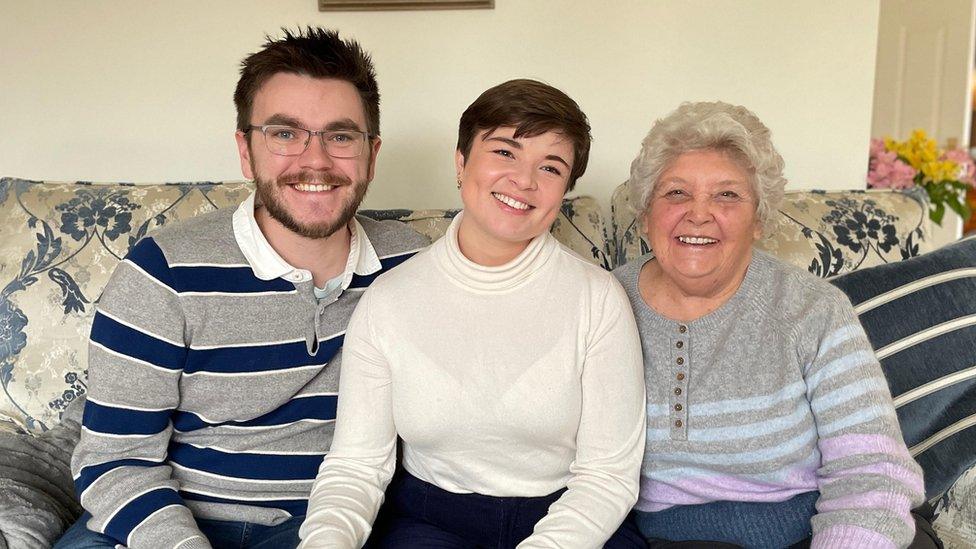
(71, 203), (426, 549)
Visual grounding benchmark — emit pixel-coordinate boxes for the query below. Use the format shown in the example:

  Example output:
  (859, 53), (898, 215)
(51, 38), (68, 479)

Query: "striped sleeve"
(802, 289), (925, 549)
(71, 237), (210, 549)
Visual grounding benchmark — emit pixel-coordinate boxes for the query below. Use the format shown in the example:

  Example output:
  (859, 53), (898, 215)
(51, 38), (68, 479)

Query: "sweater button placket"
(670, 324), (689, 440)
(294, 279), (319, 356)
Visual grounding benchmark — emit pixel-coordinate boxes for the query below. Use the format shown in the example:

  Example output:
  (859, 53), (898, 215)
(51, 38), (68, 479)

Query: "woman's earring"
(456, 177), (462, 190)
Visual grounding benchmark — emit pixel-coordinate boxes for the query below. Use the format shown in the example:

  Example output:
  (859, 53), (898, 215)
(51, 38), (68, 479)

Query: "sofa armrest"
(0, 402), (82, 548)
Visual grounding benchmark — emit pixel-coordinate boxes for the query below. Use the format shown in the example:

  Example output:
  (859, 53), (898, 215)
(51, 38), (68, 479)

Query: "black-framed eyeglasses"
(245, 125), (371, 158)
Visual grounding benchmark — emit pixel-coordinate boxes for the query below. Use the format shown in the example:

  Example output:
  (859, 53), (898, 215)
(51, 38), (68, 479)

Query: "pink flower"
(867, 146), (917, 189)
(942, 148), (976, 188)
(870, 138), (887, 158)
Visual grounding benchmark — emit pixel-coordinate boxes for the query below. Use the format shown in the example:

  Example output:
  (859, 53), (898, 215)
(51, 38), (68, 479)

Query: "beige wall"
(0, 0), (880, 210)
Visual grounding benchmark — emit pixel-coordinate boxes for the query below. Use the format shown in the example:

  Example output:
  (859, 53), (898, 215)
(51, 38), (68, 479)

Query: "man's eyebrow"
(325, 118), (366, 132)
(262, 114), (303, 127)
(259, 115), (365, 133)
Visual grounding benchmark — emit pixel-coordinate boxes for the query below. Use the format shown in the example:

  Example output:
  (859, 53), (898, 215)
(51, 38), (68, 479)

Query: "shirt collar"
(342, 214), (382, 289)
(232, 190), (382, 287)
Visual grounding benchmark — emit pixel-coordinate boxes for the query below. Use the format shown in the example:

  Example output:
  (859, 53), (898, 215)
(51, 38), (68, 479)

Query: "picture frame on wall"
(319, 0), (493, 10)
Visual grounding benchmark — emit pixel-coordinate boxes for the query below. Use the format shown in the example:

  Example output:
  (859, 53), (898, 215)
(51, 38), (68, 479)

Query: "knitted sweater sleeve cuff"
(811, 524), (901, 549)
(120, 503), (213, 549)
(175, 535), (213, 549)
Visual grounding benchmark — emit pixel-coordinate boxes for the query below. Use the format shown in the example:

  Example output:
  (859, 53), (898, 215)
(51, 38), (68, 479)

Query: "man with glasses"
(57, 27), (427, 549)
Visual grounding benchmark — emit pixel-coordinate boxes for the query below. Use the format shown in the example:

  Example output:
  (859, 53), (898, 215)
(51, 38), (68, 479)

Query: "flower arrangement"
(867, 129), (976, 225)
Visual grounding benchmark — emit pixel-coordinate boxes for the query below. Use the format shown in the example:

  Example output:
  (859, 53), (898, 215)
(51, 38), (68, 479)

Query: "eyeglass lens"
(263, 126), (366, 158)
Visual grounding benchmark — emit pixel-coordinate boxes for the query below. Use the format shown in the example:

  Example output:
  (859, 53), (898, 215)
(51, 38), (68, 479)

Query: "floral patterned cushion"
(0, 178), (610, 432)
(933, 463), (976, 548)
(0, 179), (252, 432)
(610, 182), (935, 275)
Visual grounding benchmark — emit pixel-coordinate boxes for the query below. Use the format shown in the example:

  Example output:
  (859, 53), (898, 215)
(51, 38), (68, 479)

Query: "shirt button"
(674, 387), (682, 396)
(678, 325), (687, 334)
(676, 357), (684, 365)
(675, 403), (683, 411)
(675, 420), (683, 428)
(676, 341), (684, 349)
(676, 373), (685, 381)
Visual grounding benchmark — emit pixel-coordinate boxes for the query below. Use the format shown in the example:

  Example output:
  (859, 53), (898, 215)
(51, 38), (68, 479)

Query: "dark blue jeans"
(54, 512), (303, 549)
(367, 471), (644, 548)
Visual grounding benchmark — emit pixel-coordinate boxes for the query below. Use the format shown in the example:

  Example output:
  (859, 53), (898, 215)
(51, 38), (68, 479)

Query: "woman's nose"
(510, 164), (537, 191)
(685, 197), (713, 223)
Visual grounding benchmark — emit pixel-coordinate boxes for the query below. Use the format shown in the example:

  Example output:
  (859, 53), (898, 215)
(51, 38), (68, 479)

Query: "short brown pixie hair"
(234, 27), (380, 136)
(456, 79), (592, 192)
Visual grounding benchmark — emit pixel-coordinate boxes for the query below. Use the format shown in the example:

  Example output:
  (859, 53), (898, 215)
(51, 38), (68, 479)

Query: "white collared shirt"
(232, 191), (382, 292)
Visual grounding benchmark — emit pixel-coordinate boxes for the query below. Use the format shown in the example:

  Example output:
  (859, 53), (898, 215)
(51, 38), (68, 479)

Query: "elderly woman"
(614, 102), (926, 548)
(298, 79), (646, 548)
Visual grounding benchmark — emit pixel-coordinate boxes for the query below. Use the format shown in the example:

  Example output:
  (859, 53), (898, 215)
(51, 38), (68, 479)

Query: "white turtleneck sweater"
(299, 214), (646, 548)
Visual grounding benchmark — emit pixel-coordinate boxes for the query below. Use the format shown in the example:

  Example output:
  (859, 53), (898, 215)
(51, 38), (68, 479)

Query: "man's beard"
(254, 170), (368, 239)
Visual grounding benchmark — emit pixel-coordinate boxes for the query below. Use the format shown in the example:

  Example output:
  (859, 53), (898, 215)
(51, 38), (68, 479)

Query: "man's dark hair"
(234, 27), (380, 136)
(456, 79), (592, 192)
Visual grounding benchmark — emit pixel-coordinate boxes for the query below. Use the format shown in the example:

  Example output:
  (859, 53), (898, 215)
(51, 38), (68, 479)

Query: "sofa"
(0, 176), (973, 548)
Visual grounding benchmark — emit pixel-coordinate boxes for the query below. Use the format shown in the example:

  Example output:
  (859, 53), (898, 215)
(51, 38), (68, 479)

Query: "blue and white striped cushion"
(831, 235), (976, 499)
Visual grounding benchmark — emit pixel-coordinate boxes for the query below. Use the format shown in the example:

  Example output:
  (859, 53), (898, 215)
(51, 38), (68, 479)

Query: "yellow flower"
(873, 128), (974, 225)
(885, 130), (939, 169)
(921, 159), (959, 182)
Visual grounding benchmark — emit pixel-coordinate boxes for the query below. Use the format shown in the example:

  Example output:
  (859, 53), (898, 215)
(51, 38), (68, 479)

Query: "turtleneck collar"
(433, 211), (559, 293)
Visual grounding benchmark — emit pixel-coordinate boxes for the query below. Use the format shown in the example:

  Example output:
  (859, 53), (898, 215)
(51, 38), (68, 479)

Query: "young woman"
(299, 79), (646, 548)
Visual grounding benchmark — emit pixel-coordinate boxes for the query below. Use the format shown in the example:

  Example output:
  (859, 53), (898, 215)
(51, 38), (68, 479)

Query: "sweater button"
(676, 373), (685, 381)
(675, 420), (683, 428)
(675, 403), (683, 411)
(674, 387), (682, 396)
(678, 325), (687, 334)
(676, 341), (684, 348)
(676, 357), (684, 365)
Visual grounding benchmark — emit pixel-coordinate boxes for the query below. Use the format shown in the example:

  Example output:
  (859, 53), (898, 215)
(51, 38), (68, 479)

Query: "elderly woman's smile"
(642, 149), (760, 300)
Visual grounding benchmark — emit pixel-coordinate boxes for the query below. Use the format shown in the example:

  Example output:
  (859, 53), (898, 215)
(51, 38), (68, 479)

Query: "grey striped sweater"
(614, 250), (925, 548)
(71, 201), (427, 548)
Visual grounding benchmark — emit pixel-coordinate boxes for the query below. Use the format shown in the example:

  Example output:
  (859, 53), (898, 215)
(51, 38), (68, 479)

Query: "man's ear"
(455, 149), (466, 180)
(236, 131), (254, 180)
(366, 136), (382, 182)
